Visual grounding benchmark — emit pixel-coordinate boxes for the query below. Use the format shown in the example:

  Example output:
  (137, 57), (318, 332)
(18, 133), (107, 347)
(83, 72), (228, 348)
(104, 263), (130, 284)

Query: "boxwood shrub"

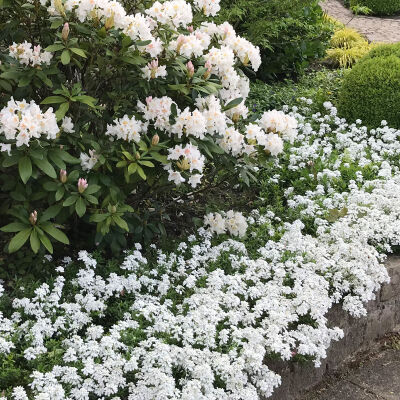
(339, 55), (400, 128)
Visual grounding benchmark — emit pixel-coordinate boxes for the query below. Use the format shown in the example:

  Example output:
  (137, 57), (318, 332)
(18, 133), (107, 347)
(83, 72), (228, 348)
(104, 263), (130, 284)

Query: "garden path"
(321, 0), (400, 43)
(304, 334), (400, 400)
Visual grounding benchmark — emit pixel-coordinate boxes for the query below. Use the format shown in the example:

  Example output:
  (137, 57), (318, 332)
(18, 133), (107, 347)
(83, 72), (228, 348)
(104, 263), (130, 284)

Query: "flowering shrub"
(1, 103), (400, 398)
(0, 0), (296, 255)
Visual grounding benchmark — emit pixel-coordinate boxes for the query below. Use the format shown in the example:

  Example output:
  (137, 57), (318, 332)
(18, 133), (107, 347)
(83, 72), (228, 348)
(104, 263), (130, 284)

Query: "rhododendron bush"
(0, 0), (297, 254)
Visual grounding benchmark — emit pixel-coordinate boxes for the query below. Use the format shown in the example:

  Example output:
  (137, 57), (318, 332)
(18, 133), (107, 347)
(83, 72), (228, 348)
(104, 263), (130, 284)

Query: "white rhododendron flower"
(80, 150), (99, 171)
(61, 116), (75, 133)
(9, 41), (52, 66)
(141, 59), (167, 80)
(172, 108), (207, 139)
(105, 115), (145, 142)
(0, 98), (59, 147)
(194, 0), (221, 16)
(259, 110), (298, 142)
(146, 0), (193, 27)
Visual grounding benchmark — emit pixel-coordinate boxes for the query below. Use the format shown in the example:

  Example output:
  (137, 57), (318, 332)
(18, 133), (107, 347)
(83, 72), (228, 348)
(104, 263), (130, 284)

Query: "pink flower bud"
(60, 169), (67, 183)
(62, 23), (70, 42)
(204, 60), (212, 79)
(176, 35), (186, 53)
(77, 178), (88, 194)
(146, 96), (153, 105)
(187, 61), (195, 78)
(151, 134), (160, 146)
(29, 210), (38, 225)
(148, 59), (159, 79)
(187, 25), (194, 33)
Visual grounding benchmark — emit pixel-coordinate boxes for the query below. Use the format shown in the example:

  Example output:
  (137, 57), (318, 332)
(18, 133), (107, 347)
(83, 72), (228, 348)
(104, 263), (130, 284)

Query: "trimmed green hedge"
(350, 0), (400, 15)
(339, 55), (400, 128)
(362, 43), (400, 60)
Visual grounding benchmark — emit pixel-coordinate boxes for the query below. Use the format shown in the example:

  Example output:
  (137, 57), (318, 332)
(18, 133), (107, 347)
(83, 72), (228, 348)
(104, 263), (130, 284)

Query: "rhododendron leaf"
(55, 186), (65, 202)
(223, 97), (243, 111)
(2, 155), (18, 167)
(84, 194), (98, 205)
(128, 163), (138, 174)
(41, 96), (66, 104)
(41, 205), (62, 221)
(55, 102), (70, 121)
(75, 197), (86, 217)
(137, 165), (146, 180)
(70, 48), (87, 58)
(8, 228), (32, 253)
(36, 71), (53, 87)
(121, 36), (133, 48)
(1, 222), (28, 233)
(38, 232), (53, 254)
(40, 222), (69, 245)
(18, 75), (32, 87)
(63, 196), (78, 207)
(30, 229), (40, 253)
(0, 79), (12, 92)
(57, 150), (80, 165)
(138, 140), (148, 151)
(135, 40), (152, 47)
(43, 181), (59, 191)
(45, 43), (64, 52)
(120, 55), (147, 65)
(122, 151), (134, 161)
(74, 95), (97, 108)
(85, 185), (101, 195)
(138, 160), (154, 168)
(112, 215), (129, 231)
(90, 213), (109, 223)
(48, 151), (66, 170)
(18, 156), (32, 184)
(32, 157), (57, 179)
(0, 71), (20, 80)
(150, 152), (168, 164)
(61, 49), (70, 65)
(116, 160), (128, 168)
(50, 19), (63, 29)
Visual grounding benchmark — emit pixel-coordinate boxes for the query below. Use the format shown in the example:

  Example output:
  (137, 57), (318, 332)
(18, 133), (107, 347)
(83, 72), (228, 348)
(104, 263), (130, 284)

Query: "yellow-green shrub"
(325, 27), (376, 67)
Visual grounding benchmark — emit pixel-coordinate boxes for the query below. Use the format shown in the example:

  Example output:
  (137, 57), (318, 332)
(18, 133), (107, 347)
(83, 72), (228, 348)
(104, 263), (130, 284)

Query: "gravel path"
(321, 0), (400, 43)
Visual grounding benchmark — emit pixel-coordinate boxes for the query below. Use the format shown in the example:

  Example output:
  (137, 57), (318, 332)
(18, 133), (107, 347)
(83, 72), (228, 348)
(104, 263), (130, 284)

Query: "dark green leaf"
(32, 157), (57, 178)
(1, 222), (28, 233)
(75, 197), (86, 217)
(41, 222), (69, 244)
(8, 228), (32, 253)
(18, 156), (32, 184)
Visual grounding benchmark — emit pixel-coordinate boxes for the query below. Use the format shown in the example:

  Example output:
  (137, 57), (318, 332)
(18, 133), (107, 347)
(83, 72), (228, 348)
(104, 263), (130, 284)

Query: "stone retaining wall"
(265, 255), (400, 400)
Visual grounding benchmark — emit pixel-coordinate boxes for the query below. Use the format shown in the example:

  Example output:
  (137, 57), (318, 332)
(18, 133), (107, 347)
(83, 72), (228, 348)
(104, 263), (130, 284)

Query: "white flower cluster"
(204, 210), (248, 237)
(9, 41), (52, 66)
(146, 0), (193, 27)
(166, 143), (205, 187)
(80, 149), (99, 171)
(194, 0), (221, 16)
(0, 98), (59, 147)
(105, 115), (146, 143)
